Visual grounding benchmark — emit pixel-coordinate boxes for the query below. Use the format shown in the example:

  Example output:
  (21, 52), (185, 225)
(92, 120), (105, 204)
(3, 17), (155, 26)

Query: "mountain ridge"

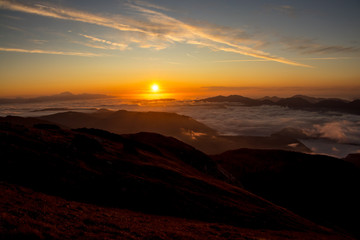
(200, 95), (360, 114)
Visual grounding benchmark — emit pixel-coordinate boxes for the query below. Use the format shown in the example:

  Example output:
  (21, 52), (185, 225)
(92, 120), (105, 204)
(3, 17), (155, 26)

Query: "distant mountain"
(39, 109), (218, 139)
(1, 120), (349, 239)
(257, 96), (282, 102)
(0, 92), (112, 104)
(199, 95), (261, 106)
(37, 109), (309, 154)
(213, 148), (360, 238)
(200, 95), (360, 115)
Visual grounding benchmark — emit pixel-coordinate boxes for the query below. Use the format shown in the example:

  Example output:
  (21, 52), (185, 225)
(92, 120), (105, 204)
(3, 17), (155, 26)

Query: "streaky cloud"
(80, 34), (128, 50)
(0, 0), (145, 33)
(0, 47), (102, 56)
(0, 0), (310, 67)
(300, 57), (354, 60)
(131, 0), (172, 12)
(282, 37), (360, 55)
(214, 59), (269, 63)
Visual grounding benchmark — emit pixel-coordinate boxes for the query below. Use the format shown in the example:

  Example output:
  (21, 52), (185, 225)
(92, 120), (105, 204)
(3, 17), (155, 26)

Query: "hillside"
(0, 119), (353, 239)
(213, 149), (360, 238)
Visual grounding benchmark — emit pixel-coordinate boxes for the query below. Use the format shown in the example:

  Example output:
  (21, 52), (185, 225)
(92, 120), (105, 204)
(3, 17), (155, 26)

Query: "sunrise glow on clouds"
(0, 0), (359, 98)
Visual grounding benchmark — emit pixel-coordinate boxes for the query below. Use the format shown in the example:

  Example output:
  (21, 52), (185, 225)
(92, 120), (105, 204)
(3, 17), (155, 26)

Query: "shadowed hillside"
(1, 182), (350, 240)
(213, 149), (360, 238)
(0, 119), (353, 239)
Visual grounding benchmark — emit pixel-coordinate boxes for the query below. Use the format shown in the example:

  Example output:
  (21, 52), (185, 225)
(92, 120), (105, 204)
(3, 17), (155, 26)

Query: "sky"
(0, 0), (360, 99)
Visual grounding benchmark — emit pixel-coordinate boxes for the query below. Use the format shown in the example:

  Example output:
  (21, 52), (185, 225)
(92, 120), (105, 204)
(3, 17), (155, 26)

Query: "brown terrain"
(0, 115), (358, 239)
(1, 182), (349, 240)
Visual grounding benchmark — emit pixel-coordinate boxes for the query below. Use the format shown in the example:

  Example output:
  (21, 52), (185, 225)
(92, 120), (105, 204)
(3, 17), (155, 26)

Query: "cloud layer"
(0, 47), (101, 56)
(282, 37), (360, 55)
(1, 98), (359, 157)
(0, 0), (310, 66)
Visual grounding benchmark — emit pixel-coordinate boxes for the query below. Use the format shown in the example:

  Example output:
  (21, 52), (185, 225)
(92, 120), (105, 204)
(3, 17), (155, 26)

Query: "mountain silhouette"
(201, 95), (360, 114)
(0, 92), (112, 104)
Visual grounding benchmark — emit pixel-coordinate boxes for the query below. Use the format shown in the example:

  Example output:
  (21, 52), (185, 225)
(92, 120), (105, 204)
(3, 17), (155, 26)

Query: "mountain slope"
(213, 148), (360, 238)
(0, 119), (351, 240)
(2, 182), (350, 240)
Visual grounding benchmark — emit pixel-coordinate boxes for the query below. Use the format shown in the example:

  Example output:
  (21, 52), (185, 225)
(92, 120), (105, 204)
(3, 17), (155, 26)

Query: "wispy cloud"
(79, 34), (128, 50)
(0, 47), (102, 56)
(0, 23), (25, 32)
(131, 0), (172, 12)
(214, 59), (269, 63)
(274, 5), (296, 16)
(0, 0), (144, 33)
(0, 0), (310, 67)
(299, 57), (354, 60)
(29, 39), (48, 44)
(282, 37), (360, 55)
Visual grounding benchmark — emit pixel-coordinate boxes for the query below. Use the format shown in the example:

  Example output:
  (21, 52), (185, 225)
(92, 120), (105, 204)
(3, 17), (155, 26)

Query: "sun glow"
(151, 84), (159, 92)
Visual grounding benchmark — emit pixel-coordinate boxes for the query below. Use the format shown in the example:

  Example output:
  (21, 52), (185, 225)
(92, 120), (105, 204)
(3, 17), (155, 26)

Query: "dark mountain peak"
(258, 96), (281, 102)
(199, 94), (360, 115)
(290, 95), (322, 103)
(201, 95), (260, 106)
(277, 97), (312, 108)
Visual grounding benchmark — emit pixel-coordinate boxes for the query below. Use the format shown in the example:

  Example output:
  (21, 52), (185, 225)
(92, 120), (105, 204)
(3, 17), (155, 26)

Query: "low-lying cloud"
(1, 98), (360, 157)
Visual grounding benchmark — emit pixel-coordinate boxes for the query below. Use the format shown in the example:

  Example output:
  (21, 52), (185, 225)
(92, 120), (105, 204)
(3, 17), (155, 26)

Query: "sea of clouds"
(1, 99), (360, 157)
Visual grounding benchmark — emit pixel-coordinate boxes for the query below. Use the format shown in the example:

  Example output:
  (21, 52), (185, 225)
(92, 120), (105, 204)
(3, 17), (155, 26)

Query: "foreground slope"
(0, 119), (351, 239)
(213, 149), (360, 238)
(1, 182), (349, 240)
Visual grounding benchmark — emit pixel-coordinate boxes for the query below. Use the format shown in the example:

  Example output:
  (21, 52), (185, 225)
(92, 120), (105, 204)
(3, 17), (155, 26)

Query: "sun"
(151, 84), (159, 92)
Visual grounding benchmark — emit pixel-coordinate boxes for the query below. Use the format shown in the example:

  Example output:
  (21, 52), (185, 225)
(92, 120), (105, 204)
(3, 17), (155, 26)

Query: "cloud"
(181, 129), (207, 140)
(0, 0), (310, 67)
(0, 24), (25, 32)
(79, 34), (128, 50)
(282, 37), (360, 55)
(0, 47), (102, 56)
(0, 0), (145, 33)
(274, 5), (296, 16)
(131, 0), (172, 12)
(29, 39), (48, 44)
(214, 59), (269, 63)
(311, 121), (360, 144)
(300, 57), (354, 60)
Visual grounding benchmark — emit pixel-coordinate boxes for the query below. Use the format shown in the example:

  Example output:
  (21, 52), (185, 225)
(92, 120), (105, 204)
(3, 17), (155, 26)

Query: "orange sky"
(0, 0), (360, 99)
